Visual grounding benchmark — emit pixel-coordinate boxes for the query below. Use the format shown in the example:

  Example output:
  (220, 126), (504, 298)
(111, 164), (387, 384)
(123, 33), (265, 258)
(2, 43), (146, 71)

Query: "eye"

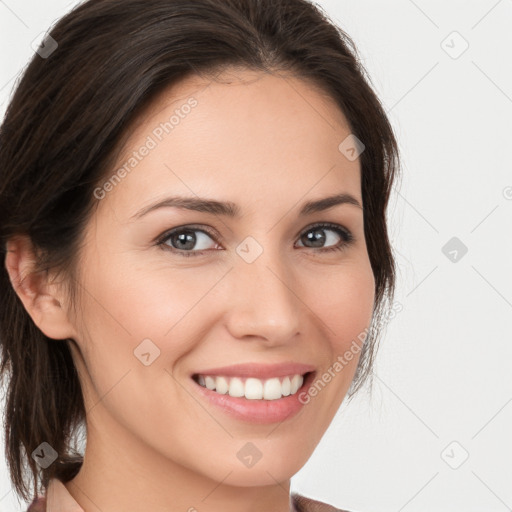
(157, 225), (220, 257)
(296, 222), (354, 253)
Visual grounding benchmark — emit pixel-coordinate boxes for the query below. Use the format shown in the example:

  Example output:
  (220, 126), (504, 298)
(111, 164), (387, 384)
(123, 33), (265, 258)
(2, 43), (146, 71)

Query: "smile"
(192, 373), (306, 400)
(190, 371), (316, 424)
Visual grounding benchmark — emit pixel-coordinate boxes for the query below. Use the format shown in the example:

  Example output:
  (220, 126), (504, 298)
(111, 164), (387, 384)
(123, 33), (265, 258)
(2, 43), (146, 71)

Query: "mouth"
(191, 371), (315, 401)
(189, 370), (316, 425)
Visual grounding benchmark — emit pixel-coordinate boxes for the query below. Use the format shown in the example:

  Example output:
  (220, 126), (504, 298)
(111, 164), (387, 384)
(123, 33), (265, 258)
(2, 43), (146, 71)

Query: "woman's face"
(66, 68), (375, 486)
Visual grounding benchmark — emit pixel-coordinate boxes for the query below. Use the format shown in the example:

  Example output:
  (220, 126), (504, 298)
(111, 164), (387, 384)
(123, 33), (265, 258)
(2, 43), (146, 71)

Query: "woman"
(0, 0), (400, 510)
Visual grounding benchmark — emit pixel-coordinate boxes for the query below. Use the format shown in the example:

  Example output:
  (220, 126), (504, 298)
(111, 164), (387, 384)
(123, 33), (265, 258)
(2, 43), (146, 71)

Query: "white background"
(1, 1), (511, 511)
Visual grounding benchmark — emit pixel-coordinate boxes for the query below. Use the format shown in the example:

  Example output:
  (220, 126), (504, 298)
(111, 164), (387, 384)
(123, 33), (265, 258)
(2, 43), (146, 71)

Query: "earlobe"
(4, 235), (78, 341)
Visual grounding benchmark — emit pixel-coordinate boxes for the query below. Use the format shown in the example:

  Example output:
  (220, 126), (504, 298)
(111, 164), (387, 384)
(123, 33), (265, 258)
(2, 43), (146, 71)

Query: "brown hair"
(0, 0), (400, 504)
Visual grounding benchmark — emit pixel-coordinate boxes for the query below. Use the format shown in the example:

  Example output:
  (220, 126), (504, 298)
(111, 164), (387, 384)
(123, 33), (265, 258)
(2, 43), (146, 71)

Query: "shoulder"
(290, 492), (353, 512)
(26, 496), (46, 512)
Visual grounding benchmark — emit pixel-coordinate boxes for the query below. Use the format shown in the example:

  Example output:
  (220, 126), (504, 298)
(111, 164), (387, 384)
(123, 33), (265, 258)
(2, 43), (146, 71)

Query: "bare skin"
(6, 68), (375, 512)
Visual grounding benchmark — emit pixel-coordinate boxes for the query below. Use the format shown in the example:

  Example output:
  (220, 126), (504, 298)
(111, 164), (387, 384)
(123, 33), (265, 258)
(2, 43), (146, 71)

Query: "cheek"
(327, 277), (374, 352)
(71, 263), (222, 462)
(310, 258), (375, 347)
(80, 254), (221, 343)
(72, 258), (226, 406)
(298, 260), (375, 415)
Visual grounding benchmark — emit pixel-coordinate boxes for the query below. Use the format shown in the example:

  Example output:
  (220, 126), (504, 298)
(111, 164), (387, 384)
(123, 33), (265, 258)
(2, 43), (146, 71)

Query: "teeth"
(216, 376), (229, 395)
(245, 378), (263, 399)
(205, 376), (215, 390)
(195, 373), (306, 400)
(290, 374), (303, 394)
(228, 377), (245, 398)
(281, 376), (291, 396)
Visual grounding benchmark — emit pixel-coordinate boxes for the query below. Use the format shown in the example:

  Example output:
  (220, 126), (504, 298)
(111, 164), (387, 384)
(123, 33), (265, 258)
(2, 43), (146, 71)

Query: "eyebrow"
(130, 192), (362, 220)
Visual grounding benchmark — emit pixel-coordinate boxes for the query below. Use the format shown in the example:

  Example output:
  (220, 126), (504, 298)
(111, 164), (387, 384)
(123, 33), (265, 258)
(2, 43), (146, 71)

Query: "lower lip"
(191, 372), (315, 425)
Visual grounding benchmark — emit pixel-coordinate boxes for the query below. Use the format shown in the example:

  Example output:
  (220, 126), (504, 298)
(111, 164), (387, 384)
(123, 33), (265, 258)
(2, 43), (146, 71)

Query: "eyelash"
(156, 222), (355, 258)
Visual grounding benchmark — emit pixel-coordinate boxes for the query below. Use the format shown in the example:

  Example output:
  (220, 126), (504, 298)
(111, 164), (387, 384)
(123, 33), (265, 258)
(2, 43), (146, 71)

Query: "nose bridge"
(226, 238), (301, 342)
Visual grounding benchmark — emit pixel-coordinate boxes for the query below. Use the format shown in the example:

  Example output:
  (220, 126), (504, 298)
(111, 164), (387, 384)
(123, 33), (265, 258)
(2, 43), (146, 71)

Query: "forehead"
(98, 67), (362, 219)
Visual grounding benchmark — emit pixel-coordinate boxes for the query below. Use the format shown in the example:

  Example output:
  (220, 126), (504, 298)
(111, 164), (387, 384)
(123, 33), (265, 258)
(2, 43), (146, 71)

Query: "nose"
(223, 246), (302, 346)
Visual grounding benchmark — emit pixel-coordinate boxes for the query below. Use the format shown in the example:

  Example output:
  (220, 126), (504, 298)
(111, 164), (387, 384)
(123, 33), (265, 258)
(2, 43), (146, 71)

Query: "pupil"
(305, 229), (325, 248)
(176, 232), (195, 250)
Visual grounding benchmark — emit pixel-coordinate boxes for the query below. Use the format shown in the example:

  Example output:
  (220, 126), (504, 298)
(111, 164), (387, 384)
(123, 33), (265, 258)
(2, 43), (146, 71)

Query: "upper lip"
(192, 362), (316, 380)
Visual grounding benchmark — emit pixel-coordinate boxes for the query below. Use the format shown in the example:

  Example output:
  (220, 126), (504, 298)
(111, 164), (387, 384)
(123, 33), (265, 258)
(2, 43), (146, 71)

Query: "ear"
(4, 235), (79, 341)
